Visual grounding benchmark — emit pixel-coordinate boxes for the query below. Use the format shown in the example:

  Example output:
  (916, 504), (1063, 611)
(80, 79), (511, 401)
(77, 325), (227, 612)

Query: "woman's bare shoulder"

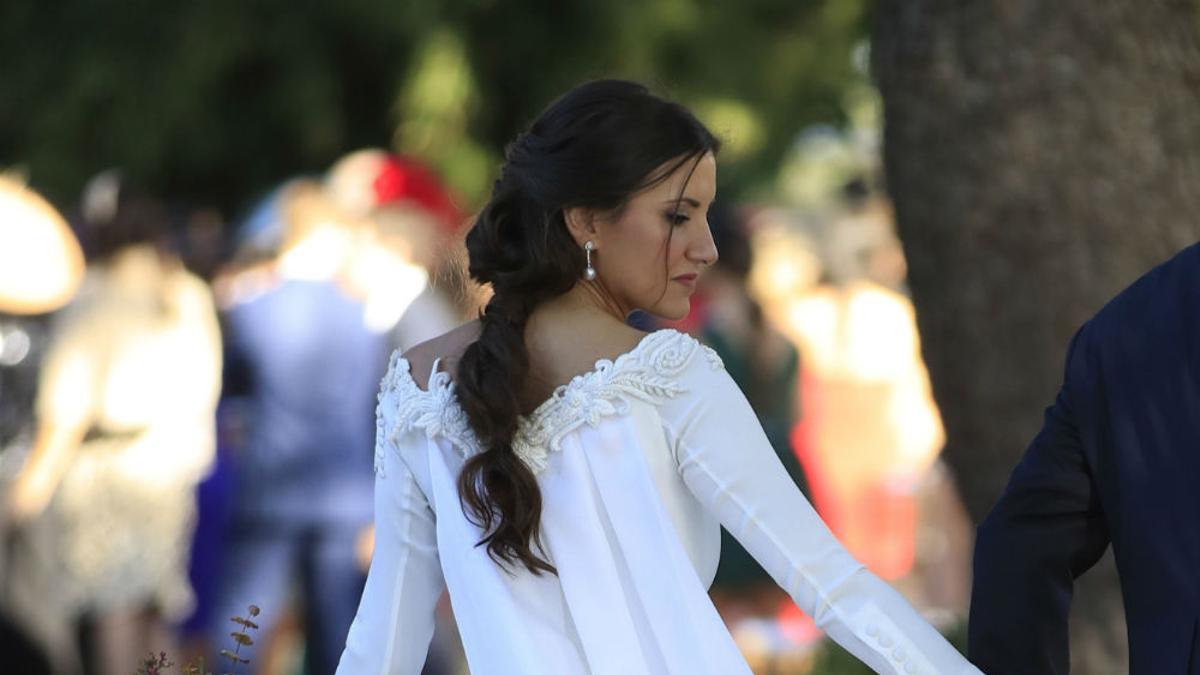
(402, 320), (481, 390)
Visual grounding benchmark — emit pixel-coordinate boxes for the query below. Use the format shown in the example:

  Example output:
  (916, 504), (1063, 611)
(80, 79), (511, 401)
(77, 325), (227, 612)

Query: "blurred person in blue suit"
(210, 168), (462, 674)
(209, 180), (389, 675)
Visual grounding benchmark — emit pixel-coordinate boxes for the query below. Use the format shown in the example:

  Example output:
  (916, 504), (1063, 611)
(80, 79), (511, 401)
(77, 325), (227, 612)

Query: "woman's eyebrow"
(663, 197), (701, 208)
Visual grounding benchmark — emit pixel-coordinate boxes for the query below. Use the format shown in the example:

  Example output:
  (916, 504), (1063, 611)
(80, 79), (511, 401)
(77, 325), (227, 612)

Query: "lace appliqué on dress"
(511, 330), (723, 472)
(375, 329), (724, 476)
(374, 351), (473, 476)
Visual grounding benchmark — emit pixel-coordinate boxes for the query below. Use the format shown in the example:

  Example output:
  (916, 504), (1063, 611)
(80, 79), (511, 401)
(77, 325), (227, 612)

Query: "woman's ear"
(563, 206), (599, 248)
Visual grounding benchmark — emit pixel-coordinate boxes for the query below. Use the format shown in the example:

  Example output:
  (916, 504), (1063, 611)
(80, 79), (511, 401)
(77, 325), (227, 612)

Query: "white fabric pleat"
(575, 410), (751, 674)
(426, 439), (587, 675)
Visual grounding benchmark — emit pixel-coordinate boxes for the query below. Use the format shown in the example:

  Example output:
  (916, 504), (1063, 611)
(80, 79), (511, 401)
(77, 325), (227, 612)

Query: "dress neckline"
(378, 328), (722, 474)
(523, 328), (684, 422)
(412, 327), (679, 422)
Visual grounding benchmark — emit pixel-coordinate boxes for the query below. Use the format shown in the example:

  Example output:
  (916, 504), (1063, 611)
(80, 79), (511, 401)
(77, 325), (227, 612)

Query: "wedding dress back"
(337, 329), (980, 675)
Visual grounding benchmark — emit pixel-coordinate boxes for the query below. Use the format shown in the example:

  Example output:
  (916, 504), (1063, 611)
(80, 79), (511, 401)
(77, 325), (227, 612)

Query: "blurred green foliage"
(0, 0), (869, 215)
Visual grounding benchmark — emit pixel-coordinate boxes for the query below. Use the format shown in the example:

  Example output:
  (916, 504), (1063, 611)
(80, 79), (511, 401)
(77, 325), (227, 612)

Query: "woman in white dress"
(337, 80), (983, 675)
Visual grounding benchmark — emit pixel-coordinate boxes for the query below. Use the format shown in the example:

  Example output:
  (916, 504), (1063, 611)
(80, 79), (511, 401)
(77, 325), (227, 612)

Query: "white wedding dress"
(336, 329), (982, 675)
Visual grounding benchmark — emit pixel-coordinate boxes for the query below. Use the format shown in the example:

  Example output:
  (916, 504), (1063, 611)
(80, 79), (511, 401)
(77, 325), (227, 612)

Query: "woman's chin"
(642, 299), (690, 323)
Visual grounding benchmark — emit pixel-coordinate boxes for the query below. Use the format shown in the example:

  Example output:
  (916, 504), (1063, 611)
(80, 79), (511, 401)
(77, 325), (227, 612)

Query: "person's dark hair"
(707, 201), (752, 281)
(456, 79), (720, 574)
(78, 171), (170, 263)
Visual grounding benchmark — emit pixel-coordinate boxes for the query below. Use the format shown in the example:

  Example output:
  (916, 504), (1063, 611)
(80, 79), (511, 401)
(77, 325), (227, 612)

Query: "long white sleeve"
(664, 361), (982, 675)
(337, 434), (444, 674)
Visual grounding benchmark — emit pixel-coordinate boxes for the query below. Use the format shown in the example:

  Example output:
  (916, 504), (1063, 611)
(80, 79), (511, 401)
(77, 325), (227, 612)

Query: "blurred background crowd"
(6, 1), (1198, 674)
(1, 135), (969, 675)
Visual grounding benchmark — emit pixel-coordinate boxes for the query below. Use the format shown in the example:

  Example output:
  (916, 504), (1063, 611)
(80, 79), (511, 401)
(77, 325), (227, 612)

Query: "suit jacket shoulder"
(1085, 243), (1200, 348)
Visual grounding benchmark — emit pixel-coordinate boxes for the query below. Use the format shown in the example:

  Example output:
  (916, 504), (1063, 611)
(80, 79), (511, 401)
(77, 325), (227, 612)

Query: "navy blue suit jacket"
(969, 244), (1200, 675)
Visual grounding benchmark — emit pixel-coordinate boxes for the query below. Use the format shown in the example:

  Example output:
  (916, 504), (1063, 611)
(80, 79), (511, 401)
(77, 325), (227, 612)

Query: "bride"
(336, 79), (982, 675)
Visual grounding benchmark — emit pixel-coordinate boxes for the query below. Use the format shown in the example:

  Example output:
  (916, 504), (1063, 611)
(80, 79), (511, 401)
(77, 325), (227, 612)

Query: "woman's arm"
(9, 325), (96, 520)
(668, 358), (980, 675)
(8, 419), (86, 520)
(336, 429), (444, 675)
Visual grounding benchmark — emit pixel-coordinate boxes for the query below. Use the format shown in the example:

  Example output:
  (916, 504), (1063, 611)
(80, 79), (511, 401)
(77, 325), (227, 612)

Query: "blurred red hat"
(326, 149), (462, 233)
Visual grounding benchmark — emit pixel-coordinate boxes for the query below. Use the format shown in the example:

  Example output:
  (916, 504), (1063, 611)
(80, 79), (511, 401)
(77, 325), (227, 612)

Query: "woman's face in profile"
(593, 152), (718, 321)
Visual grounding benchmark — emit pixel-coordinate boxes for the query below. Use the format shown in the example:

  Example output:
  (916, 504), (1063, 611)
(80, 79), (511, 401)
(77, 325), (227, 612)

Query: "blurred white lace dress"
(37, 251), (220, 619)
(337, 329), (981, 675)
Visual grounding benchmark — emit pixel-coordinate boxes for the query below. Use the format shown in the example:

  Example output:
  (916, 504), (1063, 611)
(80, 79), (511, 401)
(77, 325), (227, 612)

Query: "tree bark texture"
(874, 2), (1200, 673)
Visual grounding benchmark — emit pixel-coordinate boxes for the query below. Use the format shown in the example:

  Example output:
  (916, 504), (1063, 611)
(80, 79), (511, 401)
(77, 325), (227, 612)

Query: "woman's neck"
(520, 285), (647, 409)
(531, 283), (627, 328)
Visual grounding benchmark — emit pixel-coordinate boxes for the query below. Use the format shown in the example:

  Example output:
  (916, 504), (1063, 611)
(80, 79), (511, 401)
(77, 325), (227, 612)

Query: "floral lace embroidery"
(512, 330), (722, 472)
(374, 351), (473, 476)
(374, 329), (724, 476)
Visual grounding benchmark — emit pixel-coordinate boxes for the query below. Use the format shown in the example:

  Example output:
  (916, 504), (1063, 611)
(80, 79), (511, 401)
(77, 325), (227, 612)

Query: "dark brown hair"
(456, 80), (719, 574)
(79, 172), (171, 263)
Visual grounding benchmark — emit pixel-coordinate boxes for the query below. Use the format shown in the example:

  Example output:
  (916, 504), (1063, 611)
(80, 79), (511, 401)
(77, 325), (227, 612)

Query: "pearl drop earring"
(584, 241), (597, 281)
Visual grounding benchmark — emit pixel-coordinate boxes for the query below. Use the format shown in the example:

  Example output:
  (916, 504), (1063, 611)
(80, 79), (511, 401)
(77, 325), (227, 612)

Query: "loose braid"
(455, 179), (580, 574)
(452, 80), (719, 574)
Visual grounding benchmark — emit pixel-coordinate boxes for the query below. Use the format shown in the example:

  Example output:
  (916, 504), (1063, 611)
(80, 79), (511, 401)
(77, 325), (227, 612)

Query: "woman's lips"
(672, 273), (698, 289)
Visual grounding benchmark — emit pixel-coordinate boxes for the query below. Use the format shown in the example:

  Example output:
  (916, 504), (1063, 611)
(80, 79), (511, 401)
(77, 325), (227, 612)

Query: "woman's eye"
(668, 212), (690, 226)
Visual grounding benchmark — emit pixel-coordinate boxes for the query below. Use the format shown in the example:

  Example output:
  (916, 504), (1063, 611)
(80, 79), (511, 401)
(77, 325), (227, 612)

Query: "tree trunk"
(873, 1), (1200, 672)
